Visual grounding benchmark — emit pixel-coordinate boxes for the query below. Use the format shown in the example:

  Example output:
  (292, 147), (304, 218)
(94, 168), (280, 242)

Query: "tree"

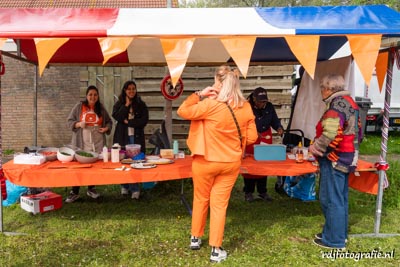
(178, 0), (398, 10)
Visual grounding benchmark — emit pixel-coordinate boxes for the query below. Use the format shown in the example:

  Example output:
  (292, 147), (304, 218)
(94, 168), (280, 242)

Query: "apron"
(245, 128), (272, 155)
(82, 125), (103, 153)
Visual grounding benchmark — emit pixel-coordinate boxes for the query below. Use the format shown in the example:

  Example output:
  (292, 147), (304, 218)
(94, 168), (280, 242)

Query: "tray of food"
(130, 163), (157, 169)
(146, 158), (174, 165)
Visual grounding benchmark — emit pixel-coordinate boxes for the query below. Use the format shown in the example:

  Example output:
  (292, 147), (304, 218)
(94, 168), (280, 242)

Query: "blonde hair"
(215, 65), (246, 108)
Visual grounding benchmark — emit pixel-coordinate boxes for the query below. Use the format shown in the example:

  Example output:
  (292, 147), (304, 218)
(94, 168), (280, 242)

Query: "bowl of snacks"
(75, 150), (99, 164)
(37, 147), (58, 161)
(57, 147), (75, 162)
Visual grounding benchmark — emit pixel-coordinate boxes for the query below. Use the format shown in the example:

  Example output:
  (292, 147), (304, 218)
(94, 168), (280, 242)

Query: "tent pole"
(374, 48), (393, 234)
(0, 56), (26, 236)
(165, 0), (173, 145)
(0, 52), (3, 233)
(33, 66), (38, 146)
(351, 47), (399, 238)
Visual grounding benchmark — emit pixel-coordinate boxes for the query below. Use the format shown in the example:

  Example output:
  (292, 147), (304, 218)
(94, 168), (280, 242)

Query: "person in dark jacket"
(112, 80), (149, 199)
(243, 87), (284, 202)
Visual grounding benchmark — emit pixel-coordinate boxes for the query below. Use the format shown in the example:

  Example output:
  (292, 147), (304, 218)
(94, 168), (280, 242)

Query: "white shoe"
(86, 188), (100, 199)
(210, 247), (227, 263)
(131, 191), (140, 199)
(121, 187), (129, 195)
(190, 236), (202, 250)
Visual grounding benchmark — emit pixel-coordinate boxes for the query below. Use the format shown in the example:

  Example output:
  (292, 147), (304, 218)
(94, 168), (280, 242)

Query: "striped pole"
(374, 47), (394, 235)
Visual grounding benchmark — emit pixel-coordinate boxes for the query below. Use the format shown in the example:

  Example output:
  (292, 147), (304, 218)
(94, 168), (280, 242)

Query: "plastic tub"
(125, 144), (141, 158)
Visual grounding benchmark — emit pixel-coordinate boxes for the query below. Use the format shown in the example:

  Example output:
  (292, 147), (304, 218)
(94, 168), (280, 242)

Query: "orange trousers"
(191, 155), (241, 247)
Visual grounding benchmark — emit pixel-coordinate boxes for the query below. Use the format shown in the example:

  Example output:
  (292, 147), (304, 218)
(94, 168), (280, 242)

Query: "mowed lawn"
(1, 131), (399, 266)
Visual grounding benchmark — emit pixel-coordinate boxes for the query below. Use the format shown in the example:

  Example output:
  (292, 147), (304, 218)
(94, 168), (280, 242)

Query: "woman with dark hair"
(66, 85), (113, 203)
(112, 80), (149, 199)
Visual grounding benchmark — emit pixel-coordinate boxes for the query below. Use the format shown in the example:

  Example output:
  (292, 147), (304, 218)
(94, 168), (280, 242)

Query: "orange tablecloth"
(349, 160), (379, 195)
(3, 156), (318, 188)
(240, 157), (317, 176)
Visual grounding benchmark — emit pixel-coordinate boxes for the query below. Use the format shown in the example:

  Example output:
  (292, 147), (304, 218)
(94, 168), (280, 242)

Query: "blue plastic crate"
(253, 144), (286, 161)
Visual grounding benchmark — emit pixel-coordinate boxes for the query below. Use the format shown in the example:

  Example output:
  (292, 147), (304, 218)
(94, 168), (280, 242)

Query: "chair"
(148, 120), (170, 155)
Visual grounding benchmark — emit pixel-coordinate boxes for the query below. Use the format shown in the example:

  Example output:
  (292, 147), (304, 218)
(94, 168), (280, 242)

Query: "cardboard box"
(254, 144), (287, 161)
(20, 191), (62, 214)
(160, 149), (174, 159)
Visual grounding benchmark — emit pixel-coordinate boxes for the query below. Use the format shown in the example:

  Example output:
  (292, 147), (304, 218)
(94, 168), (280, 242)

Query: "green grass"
(360, 131), (400, 155)
(1, 178), (399, 266)
(1, 135), (399, 266)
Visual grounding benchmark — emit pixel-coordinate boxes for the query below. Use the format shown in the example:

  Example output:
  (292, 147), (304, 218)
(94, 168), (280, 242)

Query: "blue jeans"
(122, 183), (140, 192)
(318, 157), (348, 248)
(122, 135), (139, 193)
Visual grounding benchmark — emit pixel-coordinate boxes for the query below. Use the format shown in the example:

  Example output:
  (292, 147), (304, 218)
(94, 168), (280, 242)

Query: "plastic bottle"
(173, 140), (179, 155)
(111, 143), (120, 163)
(296, 141), (304, 163)
(308, 140), (315, 161)
(103, 146), (109, 163)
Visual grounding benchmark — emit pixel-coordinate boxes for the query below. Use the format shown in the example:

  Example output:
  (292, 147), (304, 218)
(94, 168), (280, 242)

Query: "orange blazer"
(177, 93), (258, 162)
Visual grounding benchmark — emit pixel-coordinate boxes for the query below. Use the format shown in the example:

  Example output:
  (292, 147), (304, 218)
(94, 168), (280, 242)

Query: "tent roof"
(0, 5), (399, 84)
(0, 0), (178, 8)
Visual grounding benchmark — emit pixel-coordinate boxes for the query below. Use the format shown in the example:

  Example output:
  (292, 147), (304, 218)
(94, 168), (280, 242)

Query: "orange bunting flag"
(98, 37), (133, 65)
(0, 38), (7, 50)
(220, 37), (256, 78)
(34, 38), (69, 76)
(347, 34), (382, 87)
(375, 51), (388, 93)
(160, 38), (194, 88)
(285, 36), (319, 79)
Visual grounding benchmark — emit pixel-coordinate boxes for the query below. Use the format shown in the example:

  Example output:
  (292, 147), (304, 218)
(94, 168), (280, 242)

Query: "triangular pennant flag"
(347, 34), (382, 87)
(220, 37), (256, 78)
(375, 51), (388, 93)
(34, 38), (69, 76)
(160, 38), (194, 87)
(0, 38), (7, 49)
(98, 37), (133, 65)
(285, 36), (319, 79)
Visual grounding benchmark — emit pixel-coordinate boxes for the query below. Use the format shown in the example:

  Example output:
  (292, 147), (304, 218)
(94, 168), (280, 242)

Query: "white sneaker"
(86, 188), (100, 199)
(190, 236), (202, 250)
(121, 187), (129, 195)
(65, 191), (80, 203)
(210, 247), (227, 263)
(131, 191), (140, 199)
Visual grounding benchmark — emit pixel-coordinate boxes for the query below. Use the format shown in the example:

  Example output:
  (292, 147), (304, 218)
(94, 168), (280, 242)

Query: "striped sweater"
(314, 91), (362, 173)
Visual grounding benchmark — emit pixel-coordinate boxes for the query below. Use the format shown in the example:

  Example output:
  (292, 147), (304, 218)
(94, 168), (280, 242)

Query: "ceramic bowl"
(57, 147), (75, 162)
(37, 147), (58, 161)
(75, 150), (99, 164)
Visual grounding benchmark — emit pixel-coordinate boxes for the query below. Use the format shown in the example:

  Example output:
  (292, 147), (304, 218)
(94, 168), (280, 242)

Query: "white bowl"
(75, 150), (99, 164)
(57, 147), (75, 162)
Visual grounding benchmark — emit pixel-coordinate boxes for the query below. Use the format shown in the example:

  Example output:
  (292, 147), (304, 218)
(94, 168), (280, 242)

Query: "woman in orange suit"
(177, 65), (258, 263)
